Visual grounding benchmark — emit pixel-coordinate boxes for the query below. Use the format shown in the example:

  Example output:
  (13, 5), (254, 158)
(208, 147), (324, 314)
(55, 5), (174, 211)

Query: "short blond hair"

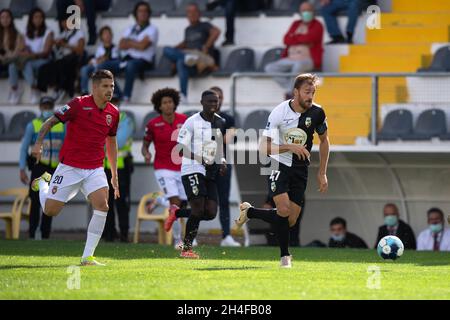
(293, 73), (319, 89)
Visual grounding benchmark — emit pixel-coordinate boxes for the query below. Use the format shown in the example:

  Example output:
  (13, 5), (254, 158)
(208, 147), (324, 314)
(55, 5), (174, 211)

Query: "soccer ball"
(377, 236), (404, 260)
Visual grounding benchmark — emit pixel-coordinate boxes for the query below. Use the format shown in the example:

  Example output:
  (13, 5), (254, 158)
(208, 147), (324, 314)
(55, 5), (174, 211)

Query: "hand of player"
(111, 174), (120, 199)
(289, 144), (310, 161)
(31, 143), (43, 164)
(317, 173), (328, 193)
(20, 169), (29, 185)
(142, 149), (152, 165)
(219, 162), (228, 176)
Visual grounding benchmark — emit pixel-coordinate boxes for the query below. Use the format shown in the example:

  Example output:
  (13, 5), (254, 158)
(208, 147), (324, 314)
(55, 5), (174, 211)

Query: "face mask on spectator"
(301, 11), (314, 23)
(429, 223), (443, 233)
(331, 233), (345, 242)
(384, 215), (398, 227)
(42, 111), (54, 119)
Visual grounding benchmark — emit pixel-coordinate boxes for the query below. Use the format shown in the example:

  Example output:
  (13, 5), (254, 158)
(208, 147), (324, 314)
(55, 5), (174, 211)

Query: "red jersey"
(55, 95), (120, 169)
(144, 112), (187, 171)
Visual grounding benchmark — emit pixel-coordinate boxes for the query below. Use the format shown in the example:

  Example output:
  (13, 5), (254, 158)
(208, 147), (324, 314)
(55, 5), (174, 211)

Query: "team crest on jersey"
(284, 128), (307, 146)
(106, 114), (112, 126)
(271, 182), (276, 192)
(192, 186), (199, 196)
(52, 186), (58, 194)
(305, 117), (312, 128)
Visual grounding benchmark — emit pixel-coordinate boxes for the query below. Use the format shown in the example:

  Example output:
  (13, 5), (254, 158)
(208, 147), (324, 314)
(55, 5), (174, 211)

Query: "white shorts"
(46, 163), (109, 203)
(154, 169), (187, 200)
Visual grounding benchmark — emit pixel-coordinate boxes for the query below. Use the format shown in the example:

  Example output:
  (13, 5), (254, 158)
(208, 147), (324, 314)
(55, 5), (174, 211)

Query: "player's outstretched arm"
(31, 116), (60, 163)
(317, 131), (330, 193)
(106, 136), (120, 199)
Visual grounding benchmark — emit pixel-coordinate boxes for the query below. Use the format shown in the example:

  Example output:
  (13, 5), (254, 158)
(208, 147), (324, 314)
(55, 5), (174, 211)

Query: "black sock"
(276, 215), (290, 257)
(183, 216), (201, 250)
(176, 208), (191, 218)
(247, 207), (278, 224)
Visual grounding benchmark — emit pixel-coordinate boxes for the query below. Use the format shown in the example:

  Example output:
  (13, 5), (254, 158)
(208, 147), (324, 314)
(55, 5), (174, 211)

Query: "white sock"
(156, 196), (170, 208)
(82, 210), (107, 259)
(38, 180), (49, 213)
(172, 220), (182, 242)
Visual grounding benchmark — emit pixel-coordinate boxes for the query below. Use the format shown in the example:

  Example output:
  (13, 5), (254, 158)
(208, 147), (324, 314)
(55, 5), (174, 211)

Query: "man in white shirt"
(118, 1), (158, 102)
(417, 207), (450, 252)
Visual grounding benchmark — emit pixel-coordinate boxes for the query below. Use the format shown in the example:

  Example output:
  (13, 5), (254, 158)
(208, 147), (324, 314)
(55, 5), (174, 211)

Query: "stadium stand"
(258, 47), (284, 72)
(242, 110), (271, 131)
(0, 112), (5, 138)
(102, 0), (141, 18)
(10, 0), (36, 18)
(213, 47), (256, 77)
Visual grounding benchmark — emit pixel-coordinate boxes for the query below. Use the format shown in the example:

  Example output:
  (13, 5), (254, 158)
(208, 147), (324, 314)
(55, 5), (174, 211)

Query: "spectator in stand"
(374, 203), (416, 250)
(206, 0), (236, 46)
(80, 25), (121, 96)
(264, 1), (323, 99)
(417, 207), (450, 251)
(328, 217), (367, 249)
(56, 0), (112, 45)
(0, 9), (26, 104)
(163, 2), (221, 103)
(37, 14), (85, 102)
(320, 0), (360, 44)
(23, 8), (54, 104)
(118, 1), (158, 102)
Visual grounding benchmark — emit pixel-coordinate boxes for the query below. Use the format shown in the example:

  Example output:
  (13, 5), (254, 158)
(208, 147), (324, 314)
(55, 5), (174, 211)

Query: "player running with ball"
(236, 73), (330, 268)
(177, 90), (227, 258)
(30, 70), (120, 266)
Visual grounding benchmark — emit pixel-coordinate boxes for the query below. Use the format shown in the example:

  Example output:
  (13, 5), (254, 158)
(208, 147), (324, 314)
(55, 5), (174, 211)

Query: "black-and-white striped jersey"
(262, 100), (327, 167)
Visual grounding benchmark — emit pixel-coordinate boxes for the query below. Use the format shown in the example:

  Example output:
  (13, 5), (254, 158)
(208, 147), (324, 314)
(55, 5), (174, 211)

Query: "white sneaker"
(280, 255), (292, 268)
(8, 88), (22, 104)
(221, 235), (241, 247)
(235, 202), (251, 228)
(30, 89), (41, 105)
(184, 53), (199, 67)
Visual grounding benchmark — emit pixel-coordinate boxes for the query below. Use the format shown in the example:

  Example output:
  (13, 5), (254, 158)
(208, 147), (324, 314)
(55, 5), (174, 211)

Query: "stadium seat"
(377, 109), (413, 141)
(123, 110), (137, 135)
(417, 46), (450, 72)
(134, 111), (158, 140)
(0, 0), (10, 10)
(265, 0), (303, 16)
(0, 113), (5, 138)
(0, 111), (37, 141)
(258, 47), (283, 72)
(10, 0), (36, 18)
(41, 0), (57, 18)
(102, 0), (140, 17)
(133, 192), (172, 244)
(184, 109), (199, 118)
(243, 110), (270, 131)
(0, 188), (30, 240)
(213, 48), (256, 77)
(145, 55), (173, 77)
(150, 0), (176, 16)
(167, 0), (208, 17)
(402, 109), (447, 140)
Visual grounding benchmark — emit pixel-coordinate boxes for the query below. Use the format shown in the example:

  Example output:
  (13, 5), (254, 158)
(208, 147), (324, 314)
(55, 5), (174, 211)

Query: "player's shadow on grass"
(0, 265), (70, 270)
(194, 266), (262, 271)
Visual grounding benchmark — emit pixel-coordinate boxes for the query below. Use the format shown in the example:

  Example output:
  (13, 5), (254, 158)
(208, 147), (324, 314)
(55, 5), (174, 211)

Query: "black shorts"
(267, 162), (307, 207)
(182, 172), (218, 202)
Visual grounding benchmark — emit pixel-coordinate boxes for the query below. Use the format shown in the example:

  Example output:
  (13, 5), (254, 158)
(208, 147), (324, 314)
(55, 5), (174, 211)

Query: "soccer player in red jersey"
(141, 88), (192, 248)
(30, 70), (120, 266)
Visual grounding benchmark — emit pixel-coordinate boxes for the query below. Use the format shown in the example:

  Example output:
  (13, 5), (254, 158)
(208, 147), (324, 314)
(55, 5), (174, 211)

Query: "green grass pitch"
(0, 239), (449, 300)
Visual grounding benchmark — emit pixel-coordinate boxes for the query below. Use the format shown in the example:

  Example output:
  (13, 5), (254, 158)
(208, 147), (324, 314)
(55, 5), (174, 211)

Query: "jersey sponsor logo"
(178, 128), (188, 139)
(154, 122), (165, 127)
(83, 106), (93, 110)
(192, 185), (199, 196)
(106, 114), (112, 126)
(271, 181), (276, 192)
(284, 128), (307, 146)
(305, 117), (312, 128)
(57, 105), (70, 115)
(52, 186), (58, 194)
